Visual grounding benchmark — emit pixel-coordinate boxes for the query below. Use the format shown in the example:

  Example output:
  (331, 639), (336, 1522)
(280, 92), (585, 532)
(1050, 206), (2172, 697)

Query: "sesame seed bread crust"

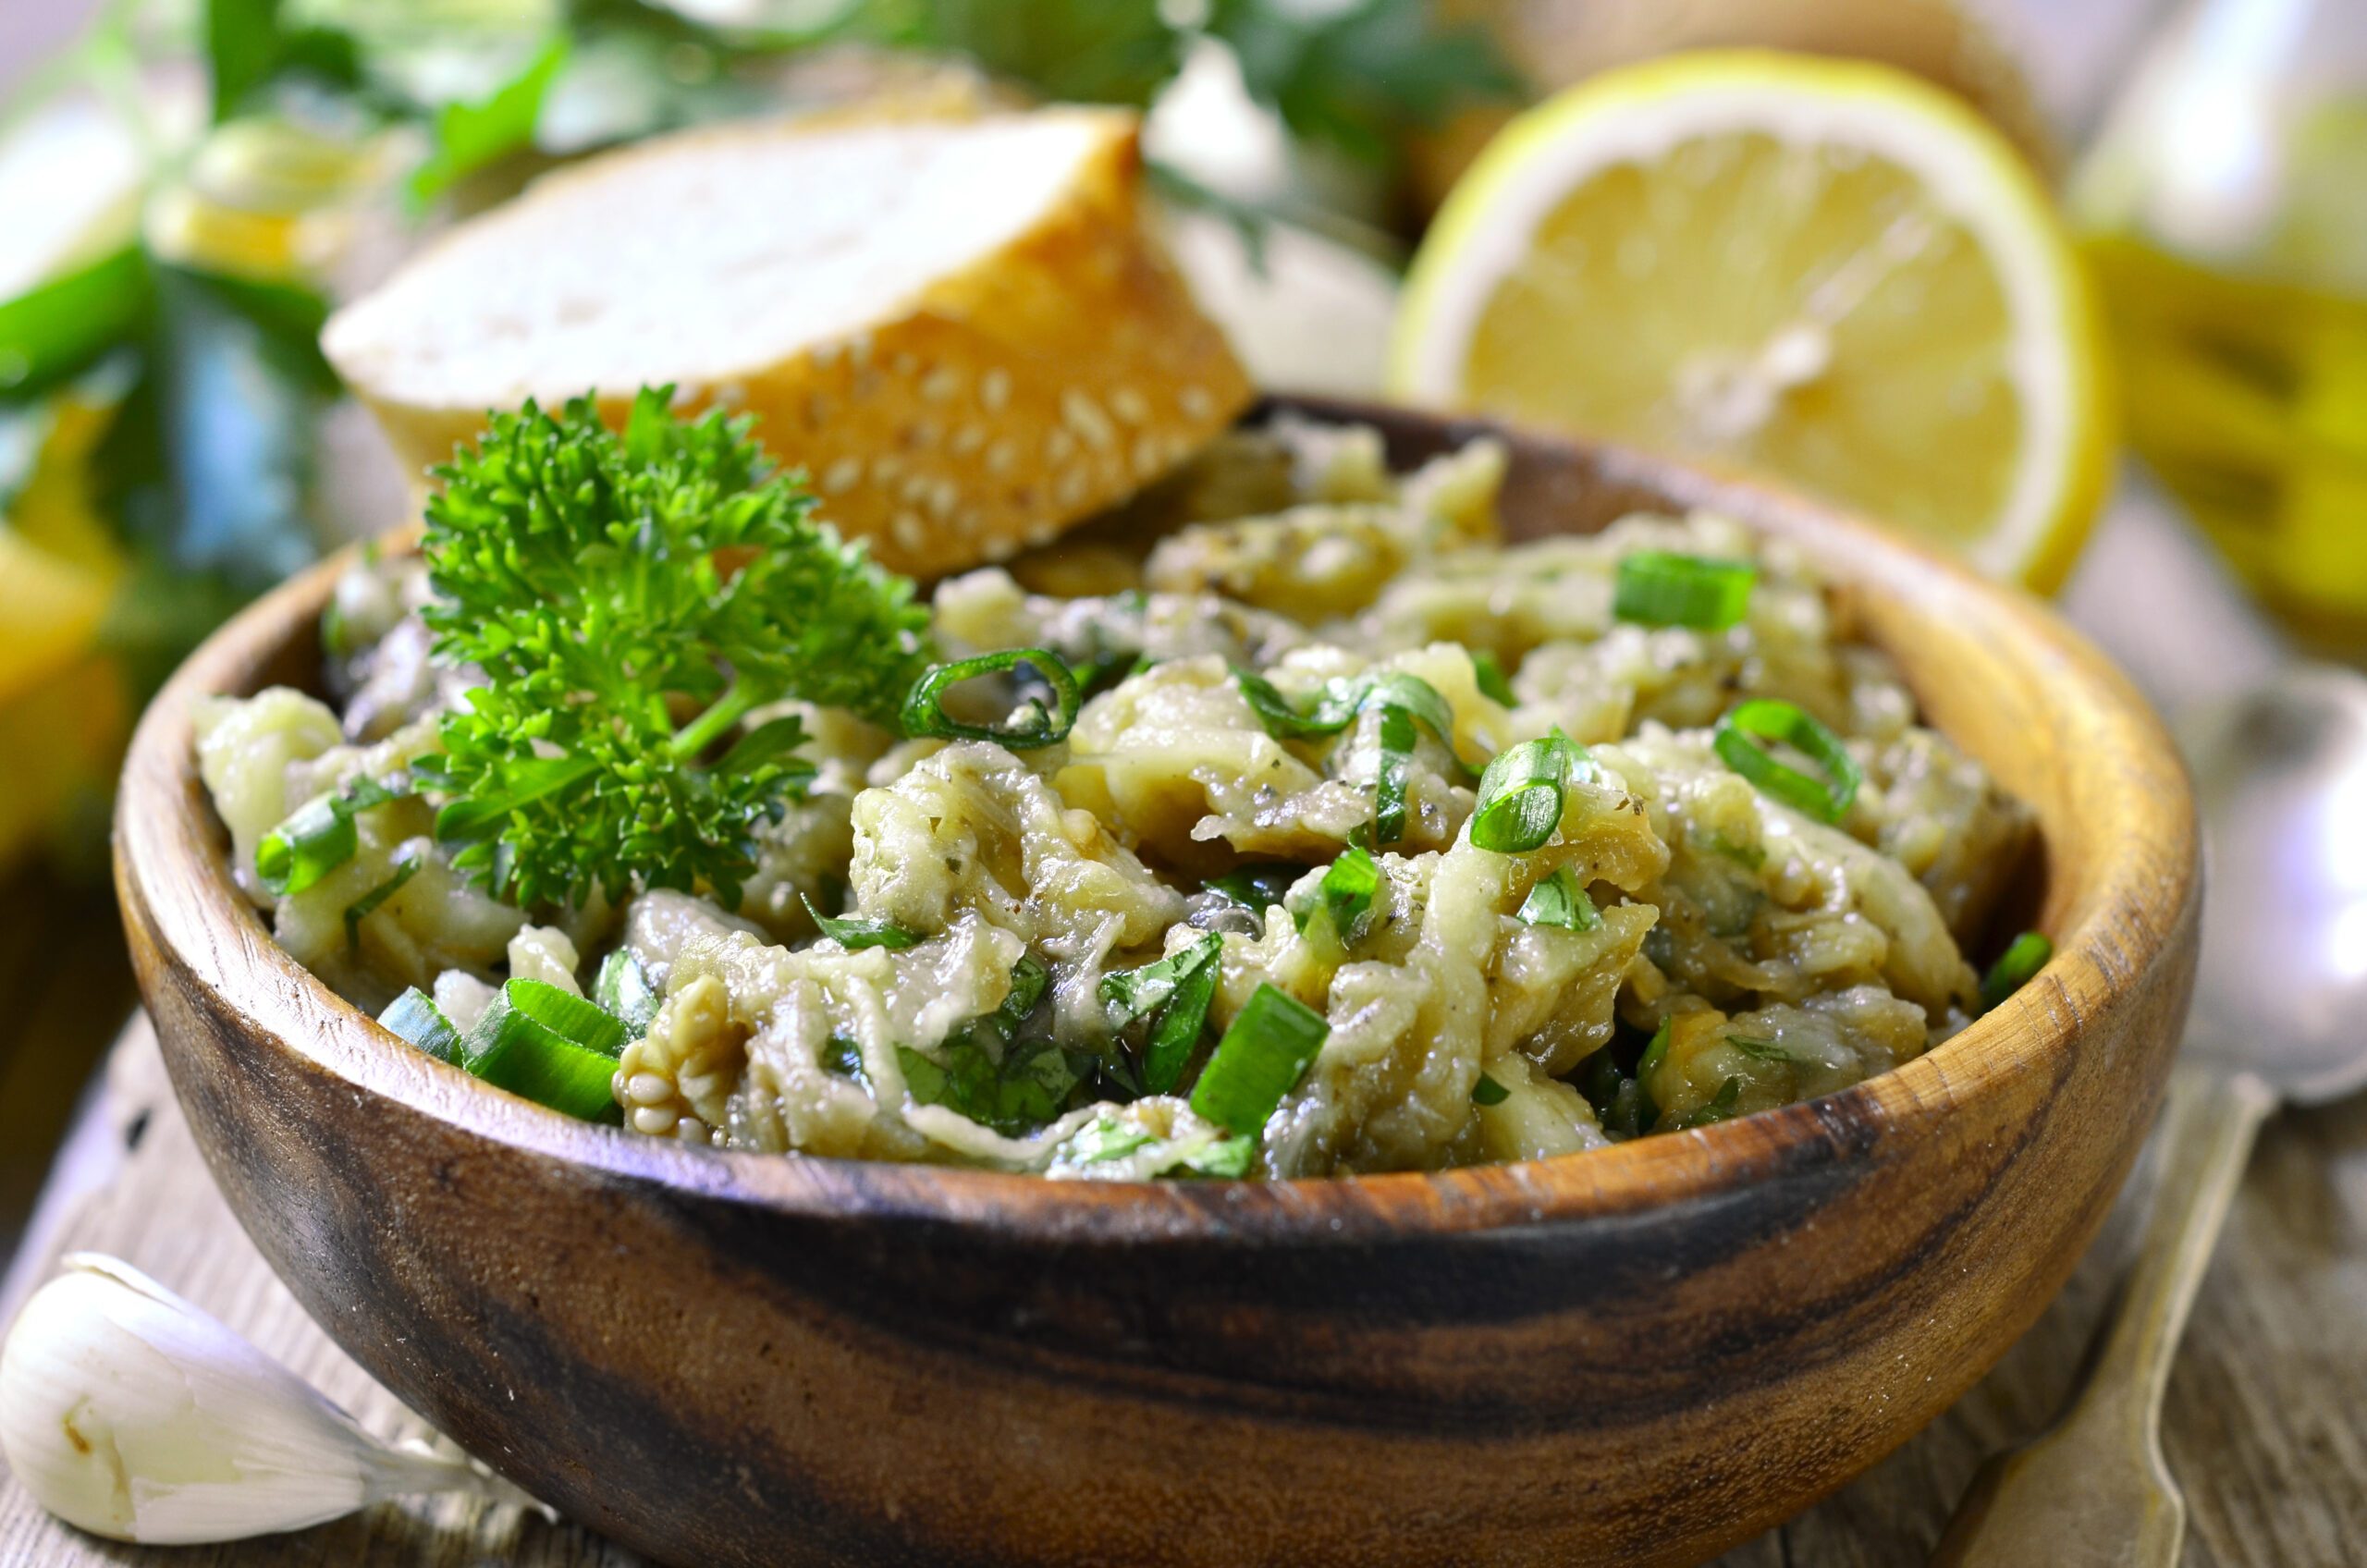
(324, 108), (1253, 577)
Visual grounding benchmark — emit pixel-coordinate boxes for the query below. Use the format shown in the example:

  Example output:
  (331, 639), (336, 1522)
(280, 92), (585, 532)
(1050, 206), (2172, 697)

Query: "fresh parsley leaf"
(416, 387), (931, 910)
(898, 1035), (1079, 1138)
(1203, 862), (1303, 913)
(1000, 954), (1051, 1030)
(1101, 933), (1223, 1096)
(823, 1034), (868, 1083)
(801, 894), (921, 951)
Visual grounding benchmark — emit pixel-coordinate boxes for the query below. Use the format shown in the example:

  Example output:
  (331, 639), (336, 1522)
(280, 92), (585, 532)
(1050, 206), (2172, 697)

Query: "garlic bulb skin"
(0, 1254), (520, 1544)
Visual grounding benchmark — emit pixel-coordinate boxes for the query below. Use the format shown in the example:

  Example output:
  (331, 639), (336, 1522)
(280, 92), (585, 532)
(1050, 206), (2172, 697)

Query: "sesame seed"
(921, 367), (961, 402)
(822, 458), (863, 493)
(927, 481), (958, 520)
(979, 369), (1011, 411)
(892, 352), (919, 377)
(1110, 387), (1148, 424)
(1134, 435), (1162, 475)
(1055, 468), (1089, 508)
(986, 533), (1019, 561)
(950, 423), (987, 456)
(1180, 385), (1213, 420)
(1046, 428), (1077, 462)
(1026, 520), (1061, 545)
(986, 438), (1016, 474)
(1062, 391), (1115, 448)
(892, 512), (926, 548)
(847, 334), (873, 370)
(873, 456), (903, 484)
(810, 341), (843, 370)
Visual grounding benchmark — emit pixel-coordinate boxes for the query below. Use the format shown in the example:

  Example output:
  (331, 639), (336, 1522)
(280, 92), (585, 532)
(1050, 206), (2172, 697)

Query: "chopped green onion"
(1472, 1072), (1511, 1107)
(1187, 983), (1330, 1135)
(1471, 649), (1516, 706)
(1980, 931), (2053, 1011)
(1175, 1133), (1256, 1179)
(1101, 934), (1223, 1096)
(1725, 1035), (1794, 1063)
(377, 987), (461, 1066)
(1613, 551), (1756, 630)
(255, 778), (402, 897)
(595, 949), (661, 1036)
(1516, 867), (1600, 931)
(1372, 703), (1417, 845)
(1663, 1075), (1744, 1131)
(1057, 1117), (1158, 1166)
(901, 648), (1081, 748)
(341, 855), (420, 951)
(1315, 844), (1380, 941)
(802, 894), (921, 950)
(1048, 1118), (1256, 1179)
(461, 978), (630, 1122)
(1233, 667), (1467, 840)
(1635, 1016), (1673, 1131)
(1357, 673), (1458, 756)
(1233, 668), (1460, 755)
(1233, 667), (1342, 738)
(1203, 863), (1303, 912)
(1469, 730), (1587, 853)
(1712, 700), (1862, 823)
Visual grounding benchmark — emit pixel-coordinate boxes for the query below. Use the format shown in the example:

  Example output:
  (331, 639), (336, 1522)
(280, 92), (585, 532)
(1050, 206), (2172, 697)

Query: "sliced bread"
(322, 107), (1254, 574)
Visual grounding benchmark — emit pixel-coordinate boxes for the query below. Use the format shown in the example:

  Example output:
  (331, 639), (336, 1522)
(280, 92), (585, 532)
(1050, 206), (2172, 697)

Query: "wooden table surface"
(0, 1018), (2361, 1568)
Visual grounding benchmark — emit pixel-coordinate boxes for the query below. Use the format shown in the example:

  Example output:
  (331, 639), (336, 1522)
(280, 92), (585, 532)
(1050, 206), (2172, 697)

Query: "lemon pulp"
(1395, 53), (2112, 590)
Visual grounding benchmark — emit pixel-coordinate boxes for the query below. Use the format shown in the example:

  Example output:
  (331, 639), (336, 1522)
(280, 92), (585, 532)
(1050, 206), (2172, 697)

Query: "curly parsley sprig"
(413, 386), (931, 912)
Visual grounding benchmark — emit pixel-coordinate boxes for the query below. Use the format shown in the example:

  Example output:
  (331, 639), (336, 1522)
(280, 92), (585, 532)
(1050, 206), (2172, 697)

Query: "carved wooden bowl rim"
(114, 398), (2199, 1246)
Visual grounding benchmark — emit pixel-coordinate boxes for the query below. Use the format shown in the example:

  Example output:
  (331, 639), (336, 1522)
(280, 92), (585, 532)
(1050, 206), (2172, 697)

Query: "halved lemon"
(1391, 50), (2113, 591)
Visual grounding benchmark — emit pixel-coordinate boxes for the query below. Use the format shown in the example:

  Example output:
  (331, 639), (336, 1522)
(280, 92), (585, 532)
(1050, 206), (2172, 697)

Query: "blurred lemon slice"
(1392, 50), (2112, 590)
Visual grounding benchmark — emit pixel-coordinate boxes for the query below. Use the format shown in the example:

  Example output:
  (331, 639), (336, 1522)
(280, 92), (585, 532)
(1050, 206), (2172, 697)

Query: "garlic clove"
(0, 1253), (536, 1544)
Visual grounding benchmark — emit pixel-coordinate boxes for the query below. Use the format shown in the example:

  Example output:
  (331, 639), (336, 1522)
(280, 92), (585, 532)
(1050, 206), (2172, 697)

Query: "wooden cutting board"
(0, 1018), (2361, 1567)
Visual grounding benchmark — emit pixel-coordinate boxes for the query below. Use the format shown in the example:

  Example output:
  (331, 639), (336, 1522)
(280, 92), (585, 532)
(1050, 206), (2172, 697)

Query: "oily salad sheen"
(193, 410), (2036, 1179)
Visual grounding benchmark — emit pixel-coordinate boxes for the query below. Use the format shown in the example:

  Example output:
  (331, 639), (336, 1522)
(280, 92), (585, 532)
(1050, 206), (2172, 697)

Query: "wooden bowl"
(114, 399), (2199, 1568)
